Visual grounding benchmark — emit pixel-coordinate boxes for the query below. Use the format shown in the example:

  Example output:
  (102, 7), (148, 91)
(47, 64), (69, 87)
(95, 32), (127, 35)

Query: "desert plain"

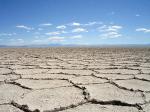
(0, 47), (150, 112)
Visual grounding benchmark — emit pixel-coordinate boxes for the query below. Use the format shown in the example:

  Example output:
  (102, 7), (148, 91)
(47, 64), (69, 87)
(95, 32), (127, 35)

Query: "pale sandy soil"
(0, 47), (150, 112)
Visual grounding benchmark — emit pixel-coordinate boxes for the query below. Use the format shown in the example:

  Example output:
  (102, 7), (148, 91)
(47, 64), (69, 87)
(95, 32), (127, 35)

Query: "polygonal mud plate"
(21, 73), (76, 80)
(135, 74), (150, 81)
(115, 79), (150, 92)
(144, 93), (150, 102)
(70, 76), (107, 85)
(15, 87), (85, 111)
(47, 69), (94, 76)
(15, 79), (72, 89)
(0, 84), (30, 104)
(14, 69), (49, 75)
(94, 69), (139, 75)
(0, 68), (12, 75)
(83, 83), (144, 104)
(141, 103), (150, 112)
(141, 68), (150, 74)
(10, 65), (37, 70)
(94, 73), (134, 80)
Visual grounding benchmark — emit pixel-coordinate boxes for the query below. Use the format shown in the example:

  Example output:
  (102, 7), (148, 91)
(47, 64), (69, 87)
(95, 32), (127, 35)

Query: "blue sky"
(0, 0), (150, 45)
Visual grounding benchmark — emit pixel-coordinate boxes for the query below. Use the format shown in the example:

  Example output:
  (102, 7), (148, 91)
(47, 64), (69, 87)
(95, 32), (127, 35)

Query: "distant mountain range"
(0, 44), (150, 48)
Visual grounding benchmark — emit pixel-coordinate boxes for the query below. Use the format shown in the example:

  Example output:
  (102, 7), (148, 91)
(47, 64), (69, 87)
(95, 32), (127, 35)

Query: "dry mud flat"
(0, 47), (150, 112)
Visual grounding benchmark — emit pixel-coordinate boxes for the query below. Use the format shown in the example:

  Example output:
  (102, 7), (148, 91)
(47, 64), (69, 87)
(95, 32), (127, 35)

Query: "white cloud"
(48, 36), (65, 42)
(45, 31), (60, 35)
(39, 23), (52, 26)
(17, 38), (24, 42)
(98, 24), (122, 39)
(45, 30), (67, 35)
(136, 28), (150, 33)
(70, 22), (81, 26)
(100, 32), (122, 39)
(0, 33), (16, 36)
(98, 25), (122, 32)
(61, 30), (68, 34)
(68, 21), (102, 27)
(83, 21), (102, 26)
(72, 28), (88, 33)
(111, 25), (122, 29)
(85, 22), (97, 26)
(16, 25), (33, 30)
(56, 25), (66, 29)
(71, 35), (83, 39)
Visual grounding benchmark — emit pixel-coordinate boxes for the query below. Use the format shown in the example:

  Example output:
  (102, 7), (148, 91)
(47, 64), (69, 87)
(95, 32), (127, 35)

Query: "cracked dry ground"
(0, 48), (150, 112)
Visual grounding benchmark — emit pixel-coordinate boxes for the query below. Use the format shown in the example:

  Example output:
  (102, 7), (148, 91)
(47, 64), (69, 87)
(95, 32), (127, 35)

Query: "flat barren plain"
(0, 47), (150, 112)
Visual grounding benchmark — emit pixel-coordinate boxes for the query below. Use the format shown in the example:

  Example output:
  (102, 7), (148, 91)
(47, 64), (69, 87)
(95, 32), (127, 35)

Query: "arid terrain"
(0, 47), (150, 112)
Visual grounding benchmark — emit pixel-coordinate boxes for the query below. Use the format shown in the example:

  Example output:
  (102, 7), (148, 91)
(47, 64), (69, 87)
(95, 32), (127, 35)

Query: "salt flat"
(0, 47), (150, 112)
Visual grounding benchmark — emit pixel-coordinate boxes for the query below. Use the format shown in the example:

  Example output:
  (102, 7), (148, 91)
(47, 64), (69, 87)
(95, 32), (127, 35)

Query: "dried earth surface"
(0, 47), (150, 112)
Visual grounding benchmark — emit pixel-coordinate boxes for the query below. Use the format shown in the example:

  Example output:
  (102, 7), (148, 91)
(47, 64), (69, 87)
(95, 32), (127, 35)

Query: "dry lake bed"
(0, 47), (150, 112)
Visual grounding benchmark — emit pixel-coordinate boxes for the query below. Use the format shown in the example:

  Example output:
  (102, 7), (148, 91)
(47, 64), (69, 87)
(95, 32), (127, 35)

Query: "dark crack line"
(91, 72), (146, 93)
(91, 73), (110, 81)
(44, 101), (87, 112)
(11, 101), (40, 112)
(134, 76), (150, 83)
(89, 99), (143, 110)
(63, 79), (91, 101)
(0, 103), (11, 105)
(5, 81), (32, 90)
(110, 81), (144, 92)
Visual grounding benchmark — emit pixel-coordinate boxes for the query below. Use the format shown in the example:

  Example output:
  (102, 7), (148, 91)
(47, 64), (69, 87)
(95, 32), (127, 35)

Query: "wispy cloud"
(83, 21), (102, 26)
(72, 28), (88, 33)
(136, 28), (150, 33)
(69, 22), (81, 26)
(98, 25), (122, 32)
(70, 35), (83, 39)
(98, 25), (122, 39)
(48, 36), (65, 42)
(16, 25), (33, 30)
(39, 23), (52, 26)
(61, 31), (68, 34)
(69, 21), (102, 27)
(0, 33), (16, 36)
(45, 31), (60, 35)
(100, 32), (122, 39)
(56, 25), (66, 29)
(45, 30), (67, 35)
(17, 38), (24, 42)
